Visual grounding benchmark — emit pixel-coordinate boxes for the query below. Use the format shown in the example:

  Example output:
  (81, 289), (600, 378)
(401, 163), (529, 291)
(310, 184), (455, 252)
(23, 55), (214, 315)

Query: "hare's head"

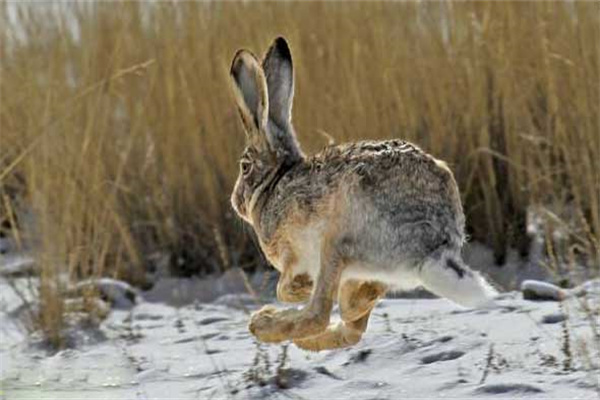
(230, 37), (303, 222)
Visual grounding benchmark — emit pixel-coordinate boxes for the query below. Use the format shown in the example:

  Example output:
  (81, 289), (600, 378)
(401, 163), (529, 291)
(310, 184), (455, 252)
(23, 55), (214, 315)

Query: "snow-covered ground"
(1, 259), (599, 399)
(1, 234), (599, 400)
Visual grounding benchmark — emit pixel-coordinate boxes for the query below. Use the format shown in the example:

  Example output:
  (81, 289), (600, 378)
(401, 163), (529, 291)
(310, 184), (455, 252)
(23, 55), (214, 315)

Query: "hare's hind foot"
(293, 319), (364, 351)
(249, 305), (328, 343)
(294, 280), (386, 352)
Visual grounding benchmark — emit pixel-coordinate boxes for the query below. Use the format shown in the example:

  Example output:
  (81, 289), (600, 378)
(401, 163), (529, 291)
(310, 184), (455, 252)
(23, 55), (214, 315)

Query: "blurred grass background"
(0, 1), (598, 345)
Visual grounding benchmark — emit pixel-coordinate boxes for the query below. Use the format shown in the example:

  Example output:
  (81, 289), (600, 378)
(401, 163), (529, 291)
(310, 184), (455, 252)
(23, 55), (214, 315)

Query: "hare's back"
(313, 139), (465, 246)
(313, 139), (454, 190)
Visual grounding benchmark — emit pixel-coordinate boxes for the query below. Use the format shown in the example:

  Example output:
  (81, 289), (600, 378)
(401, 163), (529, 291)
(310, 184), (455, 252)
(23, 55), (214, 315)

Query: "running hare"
(229, 37), (497, 351)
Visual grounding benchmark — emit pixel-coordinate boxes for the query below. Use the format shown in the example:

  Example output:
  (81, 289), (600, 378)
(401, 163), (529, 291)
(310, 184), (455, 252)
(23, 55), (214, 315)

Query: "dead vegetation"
(0, 2), (598, 347)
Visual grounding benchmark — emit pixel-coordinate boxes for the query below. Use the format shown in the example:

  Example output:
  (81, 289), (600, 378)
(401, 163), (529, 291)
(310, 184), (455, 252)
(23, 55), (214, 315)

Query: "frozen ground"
(2, 293), (598, 400)
(1, 267), (599, 400)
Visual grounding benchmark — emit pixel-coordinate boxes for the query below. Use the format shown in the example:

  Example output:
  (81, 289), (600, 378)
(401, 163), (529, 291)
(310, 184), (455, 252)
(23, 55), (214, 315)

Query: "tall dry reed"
(0, 2), (598, 346)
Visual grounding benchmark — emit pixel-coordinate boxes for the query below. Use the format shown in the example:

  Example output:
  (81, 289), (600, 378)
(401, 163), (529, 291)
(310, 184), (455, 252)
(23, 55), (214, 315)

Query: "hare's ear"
(230, 49), (269, 137)
(262, 37), (303, 161)
(263, 37), (294, 129)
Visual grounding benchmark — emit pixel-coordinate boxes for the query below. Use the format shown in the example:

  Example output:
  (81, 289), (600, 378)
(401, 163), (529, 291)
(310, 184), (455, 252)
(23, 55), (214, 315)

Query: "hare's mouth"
(230, 189), (247, 219)
(233, 198), (254, 225)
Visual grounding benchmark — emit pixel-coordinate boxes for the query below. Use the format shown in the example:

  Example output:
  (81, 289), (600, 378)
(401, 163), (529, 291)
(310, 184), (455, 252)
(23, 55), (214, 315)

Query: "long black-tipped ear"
(263, 37), (294, 128)
(230, 49), (269, 136)
(262, 37), (303, 161)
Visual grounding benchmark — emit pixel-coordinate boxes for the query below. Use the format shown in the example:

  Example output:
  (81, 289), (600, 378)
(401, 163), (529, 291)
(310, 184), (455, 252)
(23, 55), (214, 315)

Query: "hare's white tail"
(419, 254), (498, 308)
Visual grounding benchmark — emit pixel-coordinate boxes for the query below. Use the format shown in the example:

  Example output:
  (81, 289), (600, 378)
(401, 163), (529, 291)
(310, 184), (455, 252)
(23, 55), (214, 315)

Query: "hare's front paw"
(248, 306), (302, 343)
(248, 306), (327, 343)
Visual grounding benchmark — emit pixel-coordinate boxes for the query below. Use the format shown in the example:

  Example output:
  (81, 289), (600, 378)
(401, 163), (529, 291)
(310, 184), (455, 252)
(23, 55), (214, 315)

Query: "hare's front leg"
(249, 238), (344, 343)
(293, 280), (387, 351)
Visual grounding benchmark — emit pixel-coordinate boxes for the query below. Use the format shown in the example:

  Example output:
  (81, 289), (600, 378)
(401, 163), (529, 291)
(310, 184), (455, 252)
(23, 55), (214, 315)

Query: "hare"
(229, 37), (498, 352)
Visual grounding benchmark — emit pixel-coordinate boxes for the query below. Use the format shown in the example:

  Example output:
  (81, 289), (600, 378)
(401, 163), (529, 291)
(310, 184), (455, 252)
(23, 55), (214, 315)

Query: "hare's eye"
(241, 160), (252, 176)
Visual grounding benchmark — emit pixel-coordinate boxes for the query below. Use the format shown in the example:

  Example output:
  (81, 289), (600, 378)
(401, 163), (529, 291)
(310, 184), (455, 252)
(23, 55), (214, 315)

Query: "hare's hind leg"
(340, 280), (387, 322)
(294, 280), (386, 351)
(249, 235), (345, 343)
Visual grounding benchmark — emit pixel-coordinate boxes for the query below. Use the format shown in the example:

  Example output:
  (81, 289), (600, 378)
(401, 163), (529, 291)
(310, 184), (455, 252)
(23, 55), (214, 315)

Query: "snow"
(1, 272), (599, 399)
(69, 278), (140, 309)
(521, 280), (567, 302)
(0, 253), (35, 278)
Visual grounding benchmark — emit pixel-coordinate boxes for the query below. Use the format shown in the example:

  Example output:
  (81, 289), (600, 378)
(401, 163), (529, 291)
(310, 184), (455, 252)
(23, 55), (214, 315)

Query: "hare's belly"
(342, 262), (422, 291)
(287, 224), (421, 291)
(287, 223), (324, 279)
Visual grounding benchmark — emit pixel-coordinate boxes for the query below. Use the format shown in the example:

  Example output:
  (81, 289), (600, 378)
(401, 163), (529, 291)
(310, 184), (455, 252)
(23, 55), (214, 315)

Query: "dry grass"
(0, 1), (598, 346)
